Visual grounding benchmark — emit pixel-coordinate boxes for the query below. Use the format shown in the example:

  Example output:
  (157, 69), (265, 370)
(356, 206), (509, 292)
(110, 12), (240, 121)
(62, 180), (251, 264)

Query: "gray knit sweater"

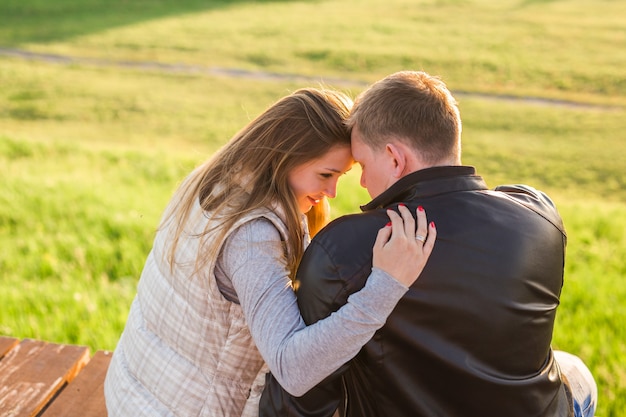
(215, 218), (408, 395)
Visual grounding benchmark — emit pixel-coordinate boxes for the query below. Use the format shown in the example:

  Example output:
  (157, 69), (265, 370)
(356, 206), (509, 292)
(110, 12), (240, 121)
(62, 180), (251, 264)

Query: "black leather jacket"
(260, 166), (572, 417)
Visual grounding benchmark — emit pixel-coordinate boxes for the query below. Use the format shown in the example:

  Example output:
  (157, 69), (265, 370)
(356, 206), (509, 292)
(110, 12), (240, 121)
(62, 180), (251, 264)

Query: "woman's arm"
(221, 212), (426, 396)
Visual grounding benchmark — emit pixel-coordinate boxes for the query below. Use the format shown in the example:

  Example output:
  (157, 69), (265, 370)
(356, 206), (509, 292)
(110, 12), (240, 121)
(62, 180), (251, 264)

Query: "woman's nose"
(325, 180), (338, 198)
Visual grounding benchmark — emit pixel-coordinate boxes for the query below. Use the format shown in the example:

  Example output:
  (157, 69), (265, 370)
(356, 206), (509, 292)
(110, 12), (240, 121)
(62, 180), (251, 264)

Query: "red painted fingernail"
(430, 221), (436, 228)
(399, 203), (406, 207)
(418, 206), (424, 211)
(386, 222), (392, 227)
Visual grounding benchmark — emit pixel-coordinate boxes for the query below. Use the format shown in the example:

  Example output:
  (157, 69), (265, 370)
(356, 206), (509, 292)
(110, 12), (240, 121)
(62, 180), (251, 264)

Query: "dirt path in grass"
(0, 47), (616, 111)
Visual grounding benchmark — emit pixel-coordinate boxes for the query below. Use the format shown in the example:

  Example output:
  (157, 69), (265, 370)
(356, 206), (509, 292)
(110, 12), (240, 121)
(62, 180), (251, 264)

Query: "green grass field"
(1, 0), (625, 415)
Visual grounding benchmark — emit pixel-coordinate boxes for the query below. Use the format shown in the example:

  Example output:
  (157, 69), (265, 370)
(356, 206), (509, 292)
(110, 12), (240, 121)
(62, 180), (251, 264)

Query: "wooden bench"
(0, 336), (111, 417)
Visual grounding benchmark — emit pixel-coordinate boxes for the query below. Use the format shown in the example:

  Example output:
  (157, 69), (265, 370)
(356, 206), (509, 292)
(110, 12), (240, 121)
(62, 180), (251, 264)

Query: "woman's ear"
(385, 142), (407, 179)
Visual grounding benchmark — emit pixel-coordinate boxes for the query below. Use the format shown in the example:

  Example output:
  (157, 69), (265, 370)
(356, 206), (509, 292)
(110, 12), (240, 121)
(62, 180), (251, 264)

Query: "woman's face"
(287, 145), (354, 214)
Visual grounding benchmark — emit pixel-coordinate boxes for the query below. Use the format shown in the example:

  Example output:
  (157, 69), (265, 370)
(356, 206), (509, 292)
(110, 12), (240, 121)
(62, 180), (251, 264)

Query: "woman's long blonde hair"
(162, 88), (352, 278)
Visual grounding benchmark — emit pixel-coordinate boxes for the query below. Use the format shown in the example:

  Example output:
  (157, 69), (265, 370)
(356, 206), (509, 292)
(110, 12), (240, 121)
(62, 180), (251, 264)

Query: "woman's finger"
(386, 209), (403, 244)
(414, 206), (428, 245)
(374, 221), (393, 249)
(397, 204), (416, 239)
(422, 221), (437, 256)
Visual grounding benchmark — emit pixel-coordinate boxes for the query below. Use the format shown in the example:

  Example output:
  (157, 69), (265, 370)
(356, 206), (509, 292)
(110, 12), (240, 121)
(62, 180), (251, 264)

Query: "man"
(259, 71), (597, 416)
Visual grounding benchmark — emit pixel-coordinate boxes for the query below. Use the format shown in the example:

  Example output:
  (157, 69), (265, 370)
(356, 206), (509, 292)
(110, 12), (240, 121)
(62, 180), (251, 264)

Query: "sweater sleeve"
(221, 218), (407, 397)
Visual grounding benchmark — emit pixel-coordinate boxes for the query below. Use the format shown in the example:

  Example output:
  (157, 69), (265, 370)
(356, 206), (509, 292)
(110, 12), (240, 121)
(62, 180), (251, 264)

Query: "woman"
(104, 88), (436, 416)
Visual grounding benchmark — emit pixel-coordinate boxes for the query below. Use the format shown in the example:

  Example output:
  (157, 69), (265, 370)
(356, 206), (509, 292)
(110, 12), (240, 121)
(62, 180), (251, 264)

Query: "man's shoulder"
(492, 184), (564, 232)
(298, 210), (387, 287)
(297, 211), (388, 317)
(493, 184), (552, 202)
(312, 210), (387, 250)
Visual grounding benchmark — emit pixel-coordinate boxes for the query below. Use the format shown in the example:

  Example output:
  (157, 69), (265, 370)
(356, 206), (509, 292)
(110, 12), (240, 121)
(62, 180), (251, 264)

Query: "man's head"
(346, 71), (462, 198)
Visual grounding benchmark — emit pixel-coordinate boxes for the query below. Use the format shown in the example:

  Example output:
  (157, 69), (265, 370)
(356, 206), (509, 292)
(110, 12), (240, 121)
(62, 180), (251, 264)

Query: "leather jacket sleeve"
(259, 232), (371, 416)
(260, 373), (343, 417)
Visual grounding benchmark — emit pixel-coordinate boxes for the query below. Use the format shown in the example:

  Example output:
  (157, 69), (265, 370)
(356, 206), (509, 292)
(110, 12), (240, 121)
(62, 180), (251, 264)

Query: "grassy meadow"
(1, 0), (625, 415)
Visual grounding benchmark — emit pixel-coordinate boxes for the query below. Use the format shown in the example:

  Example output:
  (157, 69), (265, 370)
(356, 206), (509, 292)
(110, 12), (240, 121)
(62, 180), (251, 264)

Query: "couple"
(104, 71), (597, 416)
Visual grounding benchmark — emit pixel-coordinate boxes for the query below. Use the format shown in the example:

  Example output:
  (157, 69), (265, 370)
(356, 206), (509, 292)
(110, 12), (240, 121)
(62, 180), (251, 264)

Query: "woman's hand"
(372, 204), (436, 287)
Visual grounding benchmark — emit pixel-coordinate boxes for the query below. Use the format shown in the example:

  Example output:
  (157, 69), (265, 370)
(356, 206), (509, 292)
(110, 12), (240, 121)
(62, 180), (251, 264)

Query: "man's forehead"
(350, 134), (367, 158)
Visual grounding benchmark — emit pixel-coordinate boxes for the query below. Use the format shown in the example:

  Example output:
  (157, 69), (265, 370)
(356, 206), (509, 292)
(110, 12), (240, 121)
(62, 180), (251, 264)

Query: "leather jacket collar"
(361, 166), (487, 211)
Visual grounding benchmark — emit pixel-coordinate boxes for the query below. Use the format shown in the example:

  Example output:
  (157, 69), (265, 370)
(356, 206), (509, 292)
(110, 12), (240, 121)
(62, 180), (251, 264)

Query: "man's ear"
(385, 142), (407, 179)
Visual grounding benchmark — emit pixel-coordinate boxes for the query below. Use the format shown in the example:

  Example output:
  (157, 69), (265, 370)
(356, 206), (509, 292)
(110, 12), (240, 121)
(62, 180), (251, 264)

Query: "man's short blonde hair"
(346, 71), (462, 165)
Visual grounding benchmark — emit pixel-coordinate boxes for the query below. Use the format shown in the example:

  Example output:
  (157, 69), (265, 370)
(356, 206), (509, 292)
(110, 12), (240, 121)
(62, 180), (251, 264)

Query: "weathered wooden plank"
(0, 337), (19, 358)
(41, 350), (112, 417)
(0, 339), (90, 417)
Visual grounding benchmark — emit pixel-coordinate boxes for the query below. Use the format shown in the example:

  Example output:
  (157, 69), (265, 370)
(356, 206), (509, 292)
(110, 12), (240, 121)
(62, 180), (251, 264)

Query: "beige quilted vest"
(105, 200), (294, 416)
